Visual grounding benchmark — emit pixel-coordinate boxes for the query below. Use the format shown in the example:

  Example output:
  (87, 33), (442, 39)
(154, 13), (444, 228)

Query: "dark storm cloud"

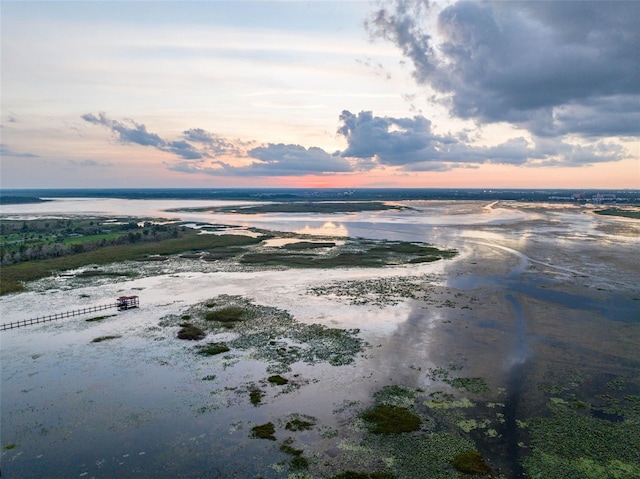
(368, 1), (640, 138)
(338, 110), (626, 169)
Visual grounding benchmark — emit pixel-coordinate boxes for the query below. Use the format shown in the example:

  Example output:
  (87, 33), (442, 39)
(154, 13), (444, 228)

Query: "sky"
(1, 0), (639, 189)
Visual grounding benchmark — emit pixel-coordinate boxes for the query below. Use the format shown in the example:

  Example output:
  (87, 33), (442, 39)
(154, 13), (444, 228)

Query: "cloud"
(82, 112), (212, 160)
(183, 128), (246, 157)
(170, 143), (353, 177)
(338, 110), (627, 169)
(368, 1), (640, 138)
(69, 159), (114, 167)
(0, 144), (39, 158)
(82, 112), (166, 147)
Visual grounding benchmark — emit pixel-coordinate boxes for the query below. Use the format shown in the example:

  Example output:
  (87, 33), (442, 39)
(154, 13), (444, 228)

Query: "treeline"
(1, 219), (184, 266)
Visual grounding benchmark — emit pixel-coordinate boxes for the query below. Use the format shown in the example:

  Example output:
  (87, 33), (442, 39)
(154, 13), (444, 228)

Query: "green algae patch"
(285, 418), (315, 432)
(451, 449), (492, 475)
(361, 405), (421, 434)
(523, 400), (640, 479)
(268, 374), (289, 386)
(91, 335), (121, 343)
(177, 323), (205, 340)
(251, 422), (276, 440)
(205, 305), (246, 323)
(195, 342), (230, 356)
(162, 295), (365, 373)
(249, 388), (264, 406)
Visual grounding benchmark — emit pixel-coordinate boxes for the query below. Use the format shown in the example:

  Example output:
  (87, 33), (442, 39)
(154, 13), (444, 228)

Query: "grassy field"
(0, 231), (261, 295)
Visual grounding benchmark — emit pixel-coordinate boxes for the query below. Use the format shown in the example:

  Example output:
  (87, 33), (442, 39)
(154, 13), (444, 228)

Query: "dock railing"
(1, 299), (138, 331)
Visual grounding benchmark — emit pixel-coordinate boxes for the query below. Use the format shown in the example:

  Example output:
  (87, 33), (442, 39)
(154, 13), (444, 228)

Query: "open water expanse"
(1, 197), (639, 478)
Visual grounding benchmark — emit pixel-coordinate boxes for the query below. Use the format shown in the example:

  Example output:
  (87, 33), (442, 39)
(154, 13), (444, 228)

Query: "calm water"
(1, 198), (638, 478)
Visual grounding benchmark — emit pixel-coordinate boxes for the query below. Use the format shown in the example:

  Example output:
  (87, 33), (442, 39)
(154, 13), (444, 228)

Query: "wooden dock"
(0, 296), (139, 331)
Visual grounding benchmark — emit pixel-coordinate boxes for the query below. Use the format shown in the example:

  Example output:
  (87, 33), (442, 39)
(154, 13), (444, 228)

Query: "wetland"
(1, 197), (639, 478)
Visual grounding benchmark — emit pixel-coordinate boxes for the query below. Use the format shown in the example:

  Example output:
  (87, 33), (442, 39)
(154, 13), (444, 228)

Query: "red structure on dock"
(117, 295), (139, 310)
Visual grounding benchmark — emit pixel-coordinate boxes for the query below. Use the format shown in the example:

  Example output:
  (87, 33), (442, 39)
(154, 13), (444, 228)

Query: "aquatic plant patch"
(308, 275), (438, 307)
(451, 449), (493, 475)
(91, 335), (121, 343)
(195, 342), (230, 356)
(251, 422), (276, 440)
(162, 295), (365, 373)
(361, 405), (421, 434)
(177, 323), (205, 340)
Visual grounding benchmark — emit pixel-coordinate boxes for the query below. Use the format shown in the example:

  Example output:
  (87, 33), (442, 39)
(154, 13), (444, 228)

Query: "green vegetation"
(250, 388), (264, 406)
(285, 418), (315, 431)
(177, 323), (205, 340)
(594, 207), (640, 219)
(241, 240), (456, 269)
(281, 241), (336, 250)
(451, 450), (492, 475)
(205, 306), (246, 323)
(171, 201), (403, 214)
(91, 335), (121, 343)
(0, 224), (261, 295)
(361, 404), (421, 434)
(250, 422), (276, 440)
(330, 472), (393, 479)
(4, 443), (17, 450)
(523, 400), (640, 479)
(164, 295), (365, 373)
(195, 342), (230, 356)
(268, 374), (289, 386)
(427, 367), (490, 394)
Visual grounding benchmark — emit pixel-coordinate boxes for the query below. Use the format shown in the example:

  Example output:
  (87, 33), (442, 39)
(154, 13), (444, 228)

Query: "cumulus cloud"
(338, 110), (626, 169)
(169, 143), (352, 177)
(368, 1), (640, 138)
(182, 128), (246, 157)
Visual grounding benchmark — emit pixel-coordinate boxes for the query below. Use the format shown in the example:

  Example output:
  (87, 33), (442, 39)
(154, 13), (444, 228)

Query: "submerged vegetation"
(161, 295), (365, 373)
(594, 207), (640, 219)
(251, 422), (276, 440)
(177, 323), (205, 340)
(170, 201), (404, 214)
(91, 335), (121, 343)
(361, 404), (421, 434)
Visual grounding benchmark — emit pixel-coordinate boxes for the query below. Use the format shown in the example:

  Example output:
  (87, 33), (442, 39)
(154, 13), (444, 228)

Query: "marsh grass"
(250, 422), (276, 440)
(268, 375), (289, 386)
(361, 404), (421, 434)
(249, 389), (264, 406)
(177, 323), (205, 340)
(195, 342), (230, 356)
(205, 306), (246, 323)
(0, 231), (261, 295)
(451, 450), (492, 475)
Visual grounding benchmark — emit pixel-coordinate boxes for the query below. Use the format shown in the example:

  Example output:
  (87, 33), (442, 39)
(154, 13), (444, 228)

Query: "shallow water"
(1, 199), (639, 478)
